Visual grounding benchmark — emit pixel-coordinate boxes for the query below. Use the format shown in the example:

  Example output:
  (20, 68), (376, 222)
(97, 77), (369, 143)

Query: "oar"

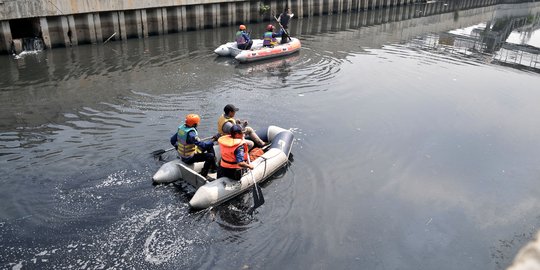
(151, 136), (214, 158)
(103, 32), (117, 44)
(273, 15), (291, 41)
(247, 154), (264, 214)
(151, 147), (175, 158)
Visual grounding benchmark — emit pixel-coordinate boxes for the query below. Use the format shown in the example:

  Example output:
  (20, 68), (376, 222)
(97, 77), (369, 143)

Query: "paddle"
(247, 154), (265, 214)
(151, 136), (214, 158)
(273, 15), (291, 41)
(151, 147), (175, 158)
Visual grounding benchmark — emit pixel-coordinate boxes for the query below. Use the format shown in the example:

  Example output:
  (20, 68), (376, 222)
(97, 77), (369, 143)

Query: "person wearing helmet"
(216, 104), (265, 149)
(278, 7), (294, 44)
(170, 114), (217, 178)
(262, 24), (281, 47)
(236, 24), (253, 50)
(217, 124), (254, 181)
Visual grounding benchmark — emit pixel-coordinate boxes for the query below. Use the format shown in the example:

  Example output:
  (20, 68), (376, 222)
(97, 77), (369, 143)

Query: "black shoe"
(200, 169), (209, 177)
(208, 162), (218, 174)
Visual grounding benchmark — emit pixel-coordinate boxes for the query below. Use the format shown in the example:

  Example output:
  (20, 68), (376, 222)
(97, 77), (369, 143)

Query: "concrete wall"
(0, 0), (531, 54)
(0, 0), (245, 21)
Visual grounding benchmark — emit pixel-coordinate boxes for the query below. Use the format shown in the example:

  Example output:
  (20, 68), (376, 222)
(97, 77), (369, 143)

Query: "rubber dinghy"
(214, 38), (301, 63)
(152, 125), (294, 210)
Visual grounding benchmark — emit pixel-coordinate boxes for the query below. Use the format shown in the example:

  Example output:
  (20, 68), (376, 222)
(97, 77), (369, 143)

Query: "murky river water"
(2, 2), (540, 269)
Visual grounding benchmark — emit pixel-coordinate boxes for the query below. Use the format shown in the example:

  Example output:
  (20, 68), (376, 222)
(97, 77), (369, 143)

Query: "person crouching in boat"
(217, 124), (254, 181)
(170, 114), (217, 178)
(236, 24), (253, 50)
(216, 104), (265, 149)
(262, 24), (281, 47)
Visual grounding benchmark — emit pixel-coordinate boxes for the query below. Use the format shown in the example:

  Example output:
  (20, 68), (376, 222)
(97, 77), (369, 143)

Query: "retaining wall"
(0, 0), (524, 53)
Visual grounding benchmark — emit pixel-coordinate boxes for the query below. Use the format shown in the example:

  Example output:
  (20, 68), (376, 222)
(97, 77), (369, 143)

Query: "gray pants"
(243, 126), (264, 148)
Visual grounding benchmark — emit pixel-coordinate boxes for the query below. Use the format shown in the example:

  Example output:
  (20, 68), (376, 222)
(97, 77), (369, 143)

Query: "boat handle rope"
(250, 150), (285, 179)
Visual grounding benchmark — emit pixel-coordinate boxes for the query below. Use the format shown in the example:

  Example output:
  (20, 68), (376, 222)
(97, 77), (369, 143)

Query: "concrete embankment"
(0, 0), (525, 54)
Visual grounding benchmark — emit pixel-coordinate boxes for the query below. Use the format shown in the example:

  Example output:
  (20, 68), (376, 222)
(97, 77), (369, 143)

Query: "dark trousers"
(217, 166), (244, 181)
(237, 40), (253, 50)
(182, 148), (216, 175)
(280, 33), (289, 44)
(280, 28), (290, 44)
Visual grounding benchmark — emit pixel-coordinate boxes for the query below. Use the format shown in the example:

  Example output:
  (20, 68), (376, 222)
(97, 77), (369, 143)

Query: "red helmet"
(185, 114), (200, 127)
(266, 24), (274, 31)
(239, 24), (246, 30)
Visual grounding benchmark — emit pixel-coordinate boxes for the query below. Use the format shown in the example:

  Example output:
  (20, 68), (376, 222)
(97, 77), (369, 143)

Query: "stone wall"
(0, 0), (516, 54)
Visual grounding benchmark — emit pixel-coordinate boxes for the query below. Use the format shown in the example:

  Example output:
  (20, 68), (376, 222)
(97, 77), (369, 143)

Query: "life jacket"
(263, 31), (277, 47)
(236, 31), (247, 45)
(177, 124), (197, 158)
(218, 135), (248, 169)
(249, 147), (264, 162)
(217, 114), (236, 136)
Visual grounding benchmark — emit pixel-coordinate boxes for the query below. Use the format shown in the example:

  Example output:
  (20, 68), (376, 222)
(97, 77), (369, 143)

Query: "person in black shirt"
(278, 8), (294, 44)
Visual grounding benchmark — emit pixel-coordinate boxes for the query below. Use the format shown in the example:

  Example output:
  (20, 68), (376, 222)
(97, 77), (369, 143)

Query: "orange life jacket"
(249, 147), (264, 162)
(218, 135), (248, 169)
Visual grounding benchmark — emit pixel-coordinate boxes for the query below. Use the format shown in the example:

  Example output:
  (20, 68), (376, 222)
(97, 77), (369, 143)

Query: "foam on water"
(96, 170), (139, 188)
(1, 202), (209, 269)
(0, 165), (215, 269)
(13, 50), (42, 59)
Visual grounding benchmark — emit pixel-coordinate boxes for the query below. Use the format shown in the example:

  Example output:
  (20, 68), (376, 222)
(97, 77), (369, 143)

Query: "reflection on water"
(2, 2), (540, 269)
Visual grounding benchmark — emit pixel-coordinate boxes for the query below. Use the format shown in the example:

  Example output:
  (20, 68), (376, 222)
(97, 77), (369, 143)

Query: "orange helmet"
(239, 24), (246, 30)
(185, 114), (200, 127)
(266, 24), (274, 31)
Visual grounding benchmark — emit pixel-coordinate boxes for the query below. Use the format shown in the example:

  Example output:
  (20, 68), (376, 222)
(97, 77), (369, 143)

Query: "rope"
(251, 149), (284, 179)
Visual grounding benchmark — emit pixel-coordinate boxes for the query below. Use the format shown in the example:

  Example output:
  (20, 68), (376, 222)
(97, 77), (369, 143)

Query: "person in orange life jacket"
(217, 124), (254, 181)
(262, 24), (282, 47)
(236, 24), (253, 50)
(278, 7), (294, 44)
(216, 104), (265, 149)
(170, 114), (217, 177)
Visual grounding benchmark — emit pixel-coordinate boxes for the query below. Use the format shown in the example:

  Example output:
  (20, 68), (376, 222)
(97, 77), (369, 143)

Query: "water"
(2, 2), (540, 269)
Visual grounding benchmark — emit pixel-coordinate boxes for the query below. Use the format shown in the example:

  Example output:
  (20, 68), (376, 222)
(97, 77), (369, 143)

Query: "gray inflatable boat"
(152, 125), (294, 210)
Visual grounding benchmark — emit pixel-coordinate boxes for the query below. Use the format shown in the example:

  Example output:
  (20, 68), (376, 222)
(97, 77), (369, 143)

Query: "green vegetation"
(259, 2), (270, 16)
